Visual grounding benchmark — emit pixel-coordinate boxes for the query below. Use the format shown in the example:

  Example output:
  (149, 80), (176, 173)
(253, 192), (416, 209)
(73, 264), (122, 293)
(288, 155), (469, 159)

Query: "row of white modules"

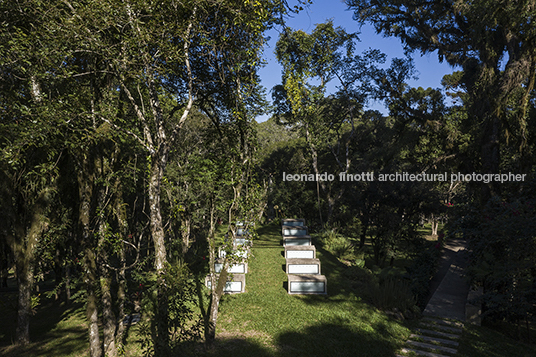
(205, 222), (251, 294)
(282, 219), (327, 295)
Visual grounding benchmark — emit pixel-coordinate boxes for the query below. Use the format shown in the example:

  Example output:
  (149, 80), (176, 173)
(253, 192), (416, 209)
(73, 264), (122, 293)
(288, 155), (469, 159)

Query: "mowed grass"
(0, 300), (90, 357)
(0, 298), (144, 357)
(203, 223), (412, 357)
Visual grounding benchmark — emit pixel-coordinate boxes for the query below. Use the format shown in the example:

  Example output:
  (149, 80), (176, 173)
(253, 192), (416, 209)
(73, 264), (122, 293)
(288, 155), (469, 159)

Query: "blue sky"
(256, 0), (457, 121)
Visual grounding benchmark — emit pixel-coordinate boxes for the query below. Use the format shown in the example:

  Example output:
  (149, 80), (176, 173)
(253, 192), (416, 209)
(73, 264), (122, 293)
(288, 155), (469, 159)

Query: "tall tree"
(53, 1), (285, 353)
(347, 0), (536, 201)
(274, 21), (407, 223)
(0, 0), (64, 344)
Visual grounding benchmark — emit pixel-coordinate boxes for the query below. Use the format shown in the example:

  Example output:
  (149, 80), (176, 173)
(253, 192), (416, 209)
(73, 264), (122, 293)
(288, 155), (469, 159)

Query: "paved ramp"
(397, 239), (470, 356)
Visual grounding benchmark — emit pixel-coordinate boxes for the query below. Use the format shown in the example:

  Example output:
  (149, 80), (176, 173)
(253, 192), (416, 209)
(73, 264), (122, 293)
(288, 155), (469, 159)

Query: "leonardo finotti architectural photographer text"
(282, 172), (527, 183)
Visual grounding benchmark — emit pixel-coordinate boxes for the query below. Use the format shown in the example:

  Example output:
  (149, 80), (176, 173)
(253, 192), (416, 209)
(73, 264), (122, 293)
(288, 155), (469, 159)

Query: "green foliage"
(317, 228), (355, 261)
(259, 137), (320, 222)
(255, 117), (298, 154)
(348, 0), (536, 200)
(136, 262), (203, 356)
(343, 265), (378, 287)
(343, 264), (417, 316)
(367, 278), (417, 313)
(404, 242), (441, 309)
(463, 196), (536, 326)
(30, 294), (40, 315)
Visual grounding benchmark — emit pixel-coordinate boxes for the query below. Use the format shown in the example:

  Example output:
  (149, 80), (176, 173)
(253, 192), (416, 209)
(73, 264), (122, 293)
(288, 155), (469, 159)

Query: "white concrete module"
(283, 236), (312, 246)
(286, 258), (321, 275)
(206, 273), (246, 294)
(287, 274), (327, 295)
(281, 218), (328, 295)
(281, 218), (305, 226)
(282, 225), (308, 236)
(219, 246), (249, 260)
(214, 259), (248, 274)
(285, 245), (316, 259)
(234, 236), (251, 246)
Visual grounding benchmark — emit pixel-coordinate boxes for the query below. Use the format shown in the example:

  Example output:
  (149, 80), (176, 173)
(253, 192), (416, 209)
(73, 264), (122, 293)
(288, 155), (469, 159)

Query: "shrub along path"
(397, 238), (469, 357)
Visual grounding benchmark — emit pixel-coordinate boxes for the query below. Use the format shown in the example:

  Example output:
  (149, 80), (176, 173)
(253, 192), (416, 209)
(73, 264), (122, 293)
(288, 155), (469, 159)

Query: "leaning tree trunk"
(430, 214), (439, 236)
(204, 200), (226, 345)
(206, 267), (228, 343)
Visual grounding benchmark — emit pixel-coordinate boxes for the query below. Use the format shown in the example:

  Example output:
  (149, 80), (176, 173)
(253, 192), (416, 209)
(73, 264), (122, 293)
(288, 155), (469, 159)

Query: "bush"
(464, 197), (536, 328)
(136, 262), (203, 356)
(344, 265), (418, 317)
(367, 278), (417, 315)
(318, 228), (355, 261)
(405, 243), (440, 309)
(343, 265), (378, 286)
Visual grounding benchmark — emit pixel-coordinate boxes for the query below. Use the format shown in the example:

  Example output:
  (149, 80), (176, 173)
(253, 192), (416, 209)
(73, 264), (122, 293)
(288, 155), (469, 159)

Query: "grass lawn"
(0, 300), (90, 357)
(0, 298), (144, 357)
(1, 222), (535, 356)
(202, 223), (412, 357)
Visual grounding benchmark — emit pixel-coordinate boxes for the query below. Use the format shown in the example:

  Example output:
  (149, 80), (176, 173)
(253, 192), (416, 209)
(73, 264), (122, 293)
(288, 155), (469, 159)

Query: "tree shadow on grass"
(0, 328), (89, 357)
(0, 298), (87, 357)
(196, 320), (402, 357)
(191, 336), (275, 357)
(255, 225), (285, 248)
(276, 321), (402, 357)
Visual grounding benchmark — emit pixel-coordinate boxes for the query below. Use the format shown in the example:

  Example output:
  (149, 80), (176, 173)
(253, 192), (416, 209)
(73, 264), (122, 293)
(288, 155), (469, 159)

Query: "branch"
(420, 154), (457, 173)
(102, 232), (144, 272)
(169, 6), (197, 145)
(117, 79), (155, 152)
(99, 115), (151, 153)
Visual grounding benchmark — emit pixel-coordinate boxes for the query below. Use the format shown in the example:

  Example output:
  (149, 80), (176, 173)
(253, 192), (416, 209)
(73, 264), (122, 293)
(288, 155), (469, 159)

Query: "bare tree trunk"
(97, 198), (117, 357)
(305, 124), (328, 224)
(430, 214), (439, 236)
(115, 250), (127, 348)
(206, 267), (228, 342)
(114, 185), (128, 349)
(148, 152), (168, 273)
(78, 155), (102, 357)
(10, 190), (47, 345)
(0, 240), (9, 288)
(481, 114), (501, 202)
(431, 221), (438, 236)
(205, 201), (226, 345)
(148, 157), (171, 357)
(65, 264), (71, 303)
(182, 215), (191, 256)
(100, 270), (117, 357)
(54, 248), (62, 301)
(14, 254), (33, 345)
(85, 247), (101, 357)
